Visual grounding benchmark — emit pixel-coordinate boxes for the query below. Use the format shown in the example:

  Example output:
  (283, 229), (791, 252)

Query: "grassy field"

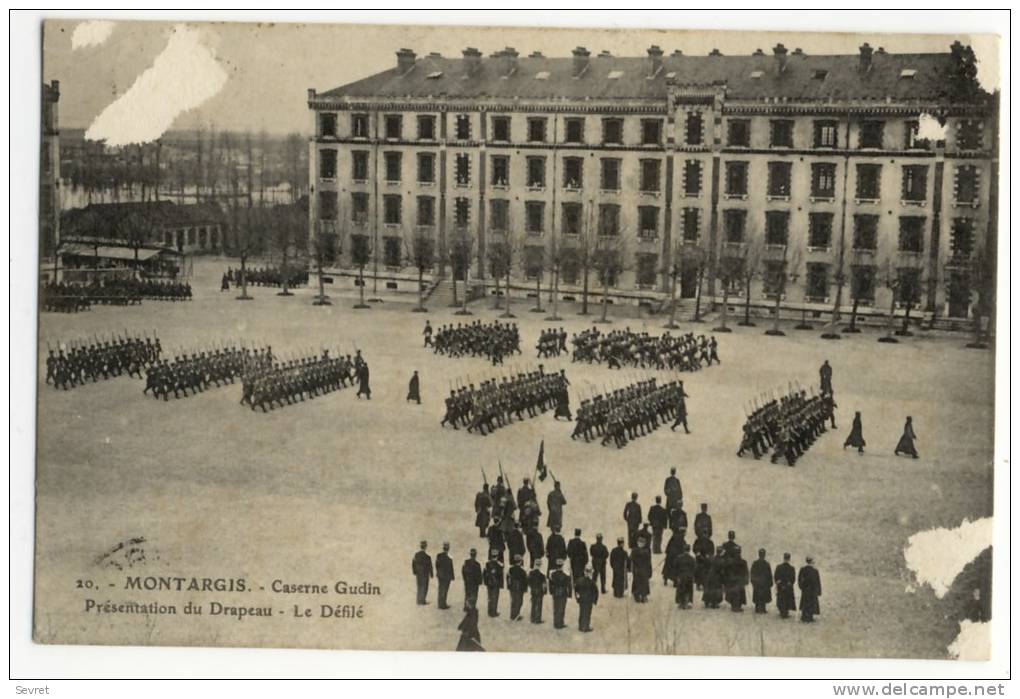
(32, 260), (994, 658)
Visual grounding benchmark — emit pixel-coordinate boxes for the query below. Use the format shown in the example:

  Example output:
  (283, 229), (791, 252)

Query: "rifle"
(480, 466), (488, 487)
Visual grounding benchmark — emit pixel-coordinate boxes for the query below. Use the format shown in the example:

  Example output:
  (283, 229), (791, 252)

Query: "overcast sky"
(42, 16), (999, 140)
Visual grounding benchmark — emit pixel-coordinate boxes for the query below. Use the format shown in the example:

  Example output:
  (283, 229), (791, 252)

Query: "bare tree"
(737, 240), (762, 327)
(450, 230), (475, 316)
(545, 243), (563, 322)
(406, 230), (436, 313)
(526, 245), (546, 313)
(234, 206), (259, 301)
(965, 243), (995, 349)
(272, 206), (295, 297)
(576, 201), (597, 315)
(763, 248), (802, 336)
(351, 233), (372, 309)
(713, 255), (742, 333)
(311, 230), (332, 306)
(592, 233), (626, 324)
(487, 239), (509, 311)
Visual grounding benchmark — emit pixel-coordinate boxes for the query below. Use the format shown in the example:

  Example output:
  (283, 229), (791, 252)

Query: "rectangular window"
(728, 119), (751, 147)
(640, 159), (661, 192)
(417, 115), (436, 140)
(638, 206), (659, 238)
(951, 218), (975, 258)
(599, 204), (620, 236)
(723, 209), (746, 243)
(806, 263), (829, 300)
(902, 165), (928, 202)
(319, 113), (337, 138)
(601, 158), (621, 191)
(808, 213), (833, 249)
(853, 214), (878, 250)
(384, 237), (402, 267)
(526, 201), (545, 234)
(762, 260), (787, 297)
(765, 210), (790, 246)
(383, 195), (401, 225)
(351, 193), (369, 224)
(602, 118), (623, 145)
(352, 151), (369, 181)
(417, 196), (435, 226)
(319, 191), (337, 221)
(565, 118), (585, 144)
(725, 161), (749, 196)
(813, 120), (837, 148)
(563, 157), (583, 189)
(417, 153), (435, 184)
(957, 120), (983, 150)
(491, 155), (509, 187)
(641, 119), (662, 146)
(682, 208), (700, 242)
(455, 197), (470, 227)
(770, 120), (794, 148)
(767, 162), (792, 197)
(560, 248), (580, 285)
(491, 116), (510, 142)
(455, 154), (471, 185)
(684, 160), (702, 196)
(384, 114), (403, 140)
(455, 114), (471, 141)
(562, 203), (582, 235)
(636, 253), (658, 287)
(524, 246), (545, 279)
(490, 200), (509, 232)
(851, 265), (876, 302)
(898, 216), (925, 252)
(528, 117), (547, 143)
(896, 268), (922, 305)
(319, 149), (337, 179)
(352, 113), (369, 138)
(383, 152), (402, 183)
(859, 120), (884, 149)
(856, 164), (882, 200)
(686, 112), (704, 146)
(955, 165), (979, 204)
(527, 156), (546, 188)
(811, 163), (837, 198)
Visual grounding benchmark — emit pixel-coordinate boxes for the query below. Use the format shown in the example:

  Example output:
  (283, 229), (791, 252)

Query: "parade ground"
(33, 259), (995, 659)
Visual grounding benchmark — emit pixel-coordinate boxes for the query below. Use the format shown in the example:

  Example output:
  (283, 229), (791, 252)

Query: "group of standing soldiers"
(535, 328), (568, 358)
(222, 266), (308, 290)
(440, 368), (572, 436)
(240, 350), (369, 412)
(425, 320), (522, 366)
(143, 346), (271, 400)
(46, 335), (160, 389)
(570, 328), (719, 371)
(570, 379), (691, 447)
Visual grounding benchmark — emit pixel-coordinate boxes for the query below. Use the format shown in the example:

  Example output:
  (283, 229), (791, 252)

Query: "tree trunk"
(547, 268), (560, 320)
(278, 244), (292, 296)
(237, 253), (251, 300)
(532, 275), (543, 312)
(599, 279), (610, 323)
(741, 278), (754, 326)
(714, 284), (730, 332)
(461, 266), (470, 315)
(693, 267), (704, 322)
(355, 265), (368, 308)
(493, 274), (502, 310)
(878, 291), (899, 342)
(451, 275), (459, 307)
(666, 270), (679, 329)
(314, 253), (330, 305)
(502, 269), (514, 318)
(580, 266), (590, 315)
(415, 267), (425, 311)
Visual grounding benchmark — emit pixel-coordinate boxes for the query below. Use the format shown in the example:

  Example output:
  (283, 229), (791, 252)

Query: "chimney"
(51, 79), (60, 94)
(792, 47), (804, 57)
(462, 47), (482, 75)
(572, 46), (591, 77)
(671, 49), (683, 57)
(859, 42), (874, 72)
(753, 48), (764, 56)
(307, 88), (316, 101)
(500, 46), (519, 76)
(396, 48), (416, 73)
(773, 43), (788, 73)
(876, 46), (886, 55)
(709, 48), (723, 56)
(529, 51), (544, 58)
(647, 45), (663, 77)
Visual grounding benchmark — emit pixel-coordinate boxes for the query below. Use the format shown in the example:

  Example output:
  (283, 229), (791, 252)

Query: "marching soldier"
(528, 559), (547, 624)
(549, 559), (573, 630)
(461, 548), (483, 611)
(436, 542), (455, 610)
(507, 555), (528, 621)
(574, 567), (599, 632)
(483, 550), (505, 618)
(412, 541), (433, 606)
(609, 538), (629, 598)
(774, 552), (797, 619)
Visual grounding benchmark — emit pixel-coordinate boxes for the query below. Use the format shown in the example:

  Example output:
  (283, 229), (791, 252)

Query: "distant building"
(41, 81), (61, 259)
(60, 200), (225, 254)
(307, 41), (995, 321)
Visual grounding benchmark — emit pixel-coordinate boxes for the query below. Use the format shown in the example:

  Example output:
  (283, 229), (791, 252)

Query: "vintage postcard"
(33, 17), (999, 661)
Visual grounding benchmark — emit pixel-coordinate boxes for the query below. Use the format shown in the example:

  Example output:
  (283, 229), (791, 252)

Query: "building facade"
(307, 42), (995, 320)
(41, 81), (61, 260)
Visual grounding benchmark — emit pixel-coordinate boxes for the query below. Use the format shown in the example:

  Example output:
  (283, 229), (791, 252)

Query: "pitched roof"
(319, 49), (976, 105)
(61, 201), (224, 236)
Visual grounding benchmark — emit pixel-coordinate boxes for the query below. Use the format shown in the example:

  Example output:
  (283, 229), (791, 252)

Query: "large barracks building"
(307, 41), (995, 321)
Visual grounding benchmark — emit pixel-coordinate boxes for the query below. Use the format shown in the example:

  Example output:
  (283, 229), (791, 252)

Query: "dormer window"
(535, 71), (550, 80)
(812, 70), (828, 80)
(608, 70), (624, 80)
(426, 71), (443, 79)
(749, 70), (764, 79)
(899, 68), (917, 79)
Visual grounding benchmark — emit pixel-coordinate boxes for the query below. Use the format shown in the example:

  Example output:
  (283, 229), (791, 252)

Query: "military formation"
(223, 266), (308, 290)
(45, 334), (161, 389)
(241, 350), (368, 412)
(570, 328), (720, 371)
(414, 465), (824, 644)
(440, 367), (571, 436)
(41, 278), (192, 312)
(737, 385), (836, 466)
(535, 328), (568, 358)
(570, 378), (691, 448)
(428, 320), (522, 366)
(143, 345), (272, 400)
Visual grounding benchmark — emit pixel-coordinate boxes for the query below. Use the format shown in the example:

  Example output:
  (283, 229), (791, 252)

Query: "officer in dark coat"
(516, 478), (536, 512)
(507, 522), (526, 564)
(549, 559), (573, 629)
(844, 411), (866, 453)
(798, 556), (822, 622)
(525, 526), (545, 568)
(456, 600), (483, 652)
(589, 534), (609, 594)
(528, 559), (547, 624)
(412, 541), (433, 605)
(630, 536), (652, 603)
(693, 534), (715, 590)
(662, 528), (686, 586)
(703, 547), (726, 609)
(609, 538), (629, 598)
(355, 361), (371, 399)
(648, 496), (669, 554)
(474, 485), (492, 538)
(750, 548), (774, 614)
(774, 552), (797, 619)
(406, 370), (421, 404)
(546, 481), (566, 531)
(693, 503), (713, 540)
(664, 467), (683, 510)
(483, 551), (505, 618)
(725, 546), (749, 612)
(623, 493), (643, 549)
(546, 526), (567, 574)
(820, 360), (833, 395)
(894, 416), (919, 458)
(436, 542), (455, 610)
(673, 545), (697, 609)
(507, 555), (528, 621)
(461, 548), (483, 611)
(486, 522), (505, 564)
(574, 567), (599, 632)
(721, 530), (740, 559)
(567, 528), (589, 582)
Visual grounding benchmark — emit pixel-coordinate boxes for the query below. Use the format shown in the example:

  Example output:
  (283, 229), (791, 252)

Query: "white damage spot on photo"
(903, 517), (991, 598)
(916, 112), (948, 141)
(85, 25), (228, 146)
(948, 620), (990, 661)
(71, 20), (116, 50)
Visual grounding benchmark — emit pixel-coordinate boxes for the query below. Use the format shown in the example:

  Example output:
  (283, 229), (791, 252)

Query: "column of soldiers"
(42, 279), (192, 310)
(535, 328), (568, 358)
(570, 378), (691, 448)
(41, 282), (91, 312)
(570, 328), (720, 371)
(143, 345), (272, 400)
(440, 367), (571, 436)
(45, 335), (161, 390)
(223, 266), (308, 290)
(240, 349), (364, 412)
(737, 388), (836, 466)
(429, 320), (522, 366)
